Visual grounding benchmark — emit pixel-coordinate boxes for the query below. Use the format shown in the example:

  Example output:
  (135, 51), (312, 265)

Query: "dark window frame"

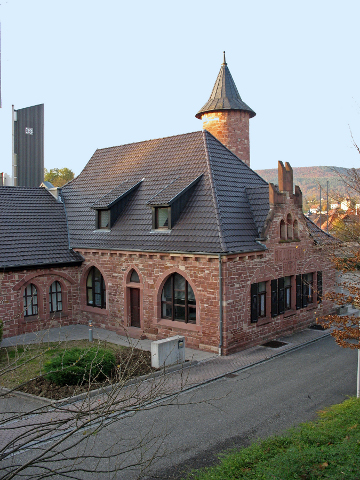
(153, 206), (171, 230)
(161, 273), (196, 324)
(296, 273), (314, 309)
(97, 209), (110, 230)
(49, 281), (62, 313)
(86, 266), (106, 309)
(284, 276), (292, 310)
(317, 271), (323, 303)
(251, 282), (267, 322)
(24, 283), (38, 317)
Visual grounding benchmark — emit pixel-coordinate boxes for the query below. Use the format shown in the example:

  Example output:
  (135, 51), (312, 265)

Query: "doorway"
(130, 288), (140, 328)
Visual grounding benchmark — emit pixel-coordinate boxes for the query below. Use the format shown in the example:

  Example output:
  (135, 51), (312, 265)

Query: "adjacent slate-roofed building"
(1, 54), (337, 353)
(0, 187), (83, 270)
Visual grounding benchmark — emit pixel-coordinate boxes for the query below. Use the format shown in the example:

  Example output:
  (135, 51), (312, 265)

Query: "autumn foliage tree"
(44, 168), (74, 187)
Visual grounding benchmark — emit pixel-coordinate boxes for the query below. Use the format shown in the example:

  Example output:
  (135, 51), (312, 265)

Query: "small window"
(303, 273), (313, 304)
(161, 273), (196, 323)
(155, 207), (169, 229)
(293, 220), (299, 239)
(251, 281), (267, 322)
(130, 269), (140, 283)
(49, 281), (62, 313)
(284, 276), (292, 310)
(296, 273), (314, 309)
(98, 210), (110, 229)
(24, 284), (38, 317)
(86, 267), (106, 309)
(280, 220), (286, 240)
(287, 214), (293, 239)
(258, 282), (266, 317)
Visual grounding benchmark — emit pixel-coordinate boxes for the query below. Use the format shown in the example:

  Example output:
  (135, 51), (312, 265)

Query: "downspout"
(218, 253), (223, 356)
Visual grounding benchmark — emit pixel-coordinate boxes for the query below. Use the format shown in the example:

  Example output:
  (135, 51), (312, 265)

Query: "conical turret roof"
(196, 52), (256, 119)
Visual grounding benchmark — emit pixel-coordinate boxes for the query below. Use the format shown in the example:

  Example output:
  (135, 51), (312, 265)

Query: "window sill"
(82, 305), (109, 316)
(150, 229), (172, 234)
(255, 316), (272, 326)
(157, 318), (200, 332)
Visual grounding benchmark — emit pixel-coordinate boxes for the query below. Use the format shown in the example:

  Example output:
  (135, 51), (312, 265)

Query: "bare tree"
(0, 327), (196, 479)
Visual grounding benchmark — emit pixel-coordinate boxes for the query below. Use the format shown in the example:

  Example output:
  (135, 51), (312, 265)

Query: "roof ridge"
(93, 131), (204, 153)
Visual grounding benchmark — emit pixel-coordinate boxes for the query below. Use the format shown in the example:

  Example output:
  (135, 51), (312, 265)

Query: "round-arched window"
(49, 281), (62, 313)
(23, 283), (38, 317)
(280, 220), (286, 240)
(86, 267), (106, 309)
(161, 273), (196, 324)
(293, 219), (299, 239)
(287, 214), (293, 239)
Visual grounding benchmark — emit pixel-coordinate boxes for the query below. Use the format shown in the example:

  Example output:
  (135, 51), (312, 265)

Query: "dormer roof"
(195, 52), (256, 119)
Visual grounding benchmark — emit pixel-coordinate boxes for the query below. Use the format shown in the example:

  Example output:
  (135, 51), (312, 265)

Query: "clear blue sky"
(0, 0), (359, 177)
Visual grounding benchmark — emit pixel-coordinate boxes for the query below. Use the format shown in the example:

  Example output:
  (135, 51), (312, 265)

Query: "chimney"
(278, 161), (293, 194)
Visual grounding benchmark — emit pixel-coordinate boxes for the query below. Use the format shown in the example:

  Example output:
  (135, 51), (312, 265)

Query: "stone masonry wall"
(201, 110), (251, 167)
(221, 198), (336, 354)
(1, 266), (81, 338)
(74, 251), (221, 353)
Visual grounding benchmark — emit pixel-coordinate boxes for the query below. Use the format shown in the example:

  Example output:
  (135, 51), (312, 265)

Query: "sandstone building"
(0, 55), (338, 354)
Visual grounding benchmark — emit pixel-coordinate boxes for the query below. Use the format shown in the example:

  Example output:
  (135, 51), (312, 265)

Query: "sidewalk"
(0, 325), (331, 458)
(0, 324), (216, 362)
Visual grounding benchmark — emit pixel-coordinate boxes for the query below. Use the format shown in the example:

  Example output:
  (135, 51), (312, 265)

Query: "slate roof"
(92, 179), (143, 209)
(61, 131), (269, 254)
(196, 54), (256, 119)
(147, 176), (203, 206)
(305, 216), (340, 245)
(0, 187), (83, 270)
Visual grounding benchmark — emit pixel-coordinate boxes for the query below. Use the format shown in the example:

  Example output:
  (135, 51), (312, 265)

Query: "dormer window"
(147, 175), (203, 231)
(91, 179), (143, 231)
(98, 210), (110, 230)
(155, 207), (170, 230)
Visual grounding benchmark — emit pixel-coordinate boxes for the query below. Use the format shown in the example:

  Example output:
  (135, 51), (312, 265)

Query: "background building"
(12, 103), (44, 187)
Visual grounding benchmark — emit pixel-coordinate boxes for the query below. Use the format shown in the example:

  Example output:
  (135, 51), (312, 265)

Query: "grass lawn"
(0, 339), (154, 399)
(185, 397), (360, 480)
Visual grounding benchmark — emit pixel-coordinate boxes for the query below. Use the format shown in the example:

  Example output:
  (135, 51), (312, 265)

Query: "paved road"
(2, 335), (356, 479)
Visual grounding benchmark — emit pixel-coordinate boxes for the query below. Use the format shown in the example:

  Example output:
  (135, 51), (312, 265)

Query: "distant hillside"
(255, 166), (356, 201)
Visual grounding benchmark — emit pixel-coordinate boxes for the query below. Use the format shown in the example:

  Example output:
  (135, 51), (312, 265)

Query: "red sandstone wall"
(202, 110), (251, 166)
(221, 202), (336, 354)
(73, 251), (221, 353)
(0, 266), (81, 338)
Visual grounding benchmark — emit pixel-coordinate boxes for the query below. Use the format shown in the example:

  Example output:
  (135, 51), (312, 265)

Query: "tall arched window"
(86, 267), (106, 309)
(23, 283), (38, 317)
(287, 214), (293, 239)
(161, 273), (196, 324)
(49, 281), (62, 313)
(280, 220), (286, 240)
(293, 219), (299, 239)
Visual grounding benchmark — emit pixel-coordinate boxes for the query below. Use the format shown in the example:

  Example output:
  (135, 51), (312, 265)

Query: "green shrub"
(44, 346), (116, 386)
(0, 320), (3, 343)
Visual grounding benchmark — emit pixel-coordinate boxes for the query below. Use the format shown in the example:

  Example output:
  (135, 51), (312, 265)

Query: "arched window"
(86, 267), (106, 309)
(49, 281), (62, 313)
(130, 269), (140, 283)
(280, 220), (286, 240)
(161, 273), (196, 324)
(293, 219), (299, 239)
(23, 283), (38, 317)
(287, 214), (293, 239)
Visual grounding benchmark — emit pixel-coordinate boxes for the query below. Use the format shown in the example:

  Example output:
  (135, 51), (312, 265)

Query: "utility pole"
(319, 185), (322, 230)
(327, 180), (329, 233)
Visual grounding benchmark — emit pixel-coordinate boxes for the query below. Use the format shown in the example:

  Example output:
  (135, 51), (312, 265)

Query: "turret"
(196, 52), (255, 167)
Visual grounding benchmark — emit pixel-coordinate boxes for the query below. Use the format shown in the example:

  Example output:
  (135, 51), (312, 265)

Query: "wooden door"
(130, 288), (140, 328)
